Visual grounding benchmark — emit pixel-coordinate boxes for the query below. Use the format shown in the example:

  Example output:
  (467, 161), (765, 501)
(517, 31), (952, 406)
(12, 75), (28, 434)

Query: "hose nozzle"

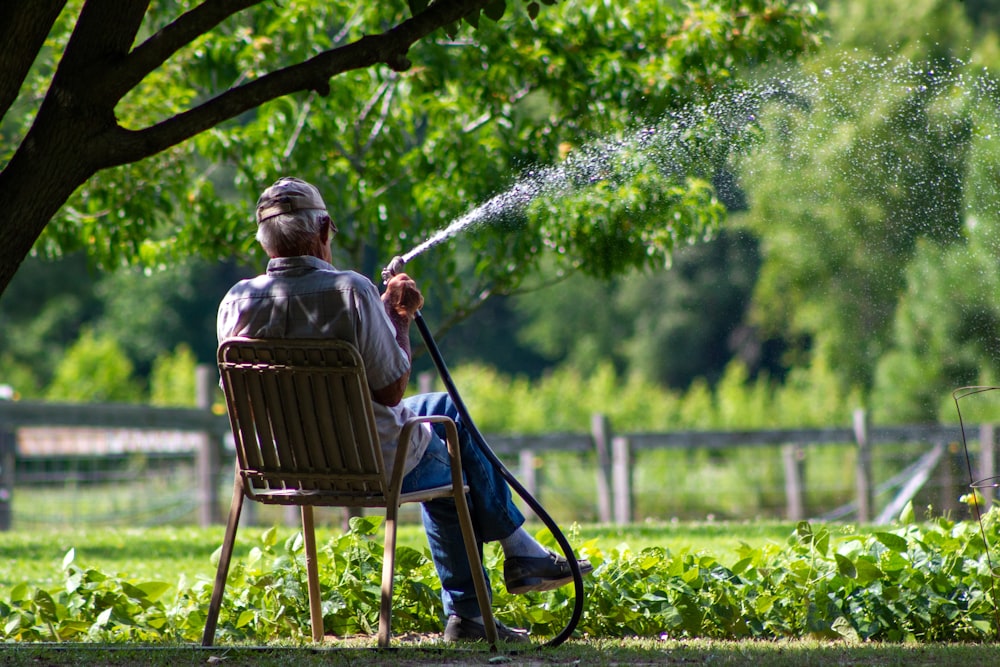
(381, 255), (406, 285)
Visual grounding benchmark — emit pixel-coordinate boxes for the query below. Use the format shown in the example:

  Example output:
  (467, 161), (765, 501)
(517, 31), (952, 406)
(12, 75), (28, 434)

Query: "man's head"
(255, 177), (337, 259)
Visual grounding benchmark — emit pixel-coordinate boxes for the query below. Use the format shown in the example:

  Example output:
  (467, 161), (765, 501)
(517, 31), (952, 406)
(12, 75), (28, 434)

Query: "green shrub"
(45, 330), (143, 404)
(446, 354), (865, 434)
(4, 511), (1000, 643)
(149, 344), (198, 407)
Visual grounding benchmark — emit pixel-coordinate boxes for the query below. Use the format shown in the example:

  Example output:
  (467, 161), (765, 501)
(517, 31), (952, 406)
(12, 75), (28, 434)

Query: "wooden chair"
(202, 337), (497, 648)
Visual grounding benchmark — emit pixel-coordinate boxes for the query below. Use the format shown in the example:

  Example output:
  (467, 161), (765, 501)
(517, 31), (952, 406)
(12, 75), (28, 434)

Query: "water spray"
(382, 259), (585, 649)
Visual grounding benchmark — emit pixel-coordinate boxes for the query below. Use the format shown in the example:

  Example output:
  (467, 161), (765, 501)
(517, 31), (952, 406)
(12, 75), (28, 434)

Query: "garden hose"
(412, 310), (585, 648)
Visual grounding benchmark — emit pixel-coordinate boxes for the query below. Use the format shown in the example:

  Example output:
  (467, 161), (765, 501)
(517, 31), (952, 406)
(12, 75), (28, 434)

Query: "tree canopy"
(736, 0), (1000, 417)
(1, 0), (822, 318)
(0, 0), (549, 295)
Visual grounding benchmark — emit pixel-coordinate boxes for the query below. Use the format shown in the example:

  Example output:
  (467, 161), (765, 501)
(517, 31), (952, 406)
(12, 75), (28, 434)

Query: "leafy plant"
(4, 511), (1000, 643)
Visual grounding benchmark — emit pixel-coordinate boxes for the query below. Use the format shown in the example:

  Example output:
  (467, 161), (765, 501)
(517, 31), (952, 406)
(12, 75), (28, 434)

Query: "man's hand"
(382, 273), (424, 320)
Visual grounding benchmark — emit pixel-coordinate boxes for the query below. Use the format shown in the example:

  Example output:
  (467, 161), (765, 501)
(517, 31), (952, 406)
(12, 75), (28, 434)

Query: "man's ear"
(318, 216), (332, 245)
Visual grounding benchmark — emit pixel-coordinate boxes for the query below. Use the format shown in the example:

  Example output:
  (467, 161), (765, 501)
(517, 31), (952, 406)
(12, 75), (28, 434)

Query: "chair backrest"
(218, 337), (390, 507)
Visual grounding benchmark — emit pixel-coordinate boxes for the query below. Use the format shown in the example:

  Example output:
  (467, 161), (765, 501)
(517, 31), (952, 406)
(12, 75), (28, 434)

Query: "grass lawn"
(0, 639), (996, 666)
(0, 517), (798, 589)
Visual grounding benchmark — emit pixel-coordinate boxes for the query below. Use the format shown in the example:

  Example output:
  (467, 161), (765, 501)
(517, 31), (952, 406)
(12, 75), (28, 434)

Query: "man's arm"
(372, 273), (423, 406)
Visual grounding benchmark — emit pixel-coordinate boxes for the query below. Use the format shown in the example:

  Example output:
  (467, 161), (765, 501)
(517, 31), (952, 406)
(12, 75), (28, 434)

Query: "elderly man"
(217, 177), (591, 643)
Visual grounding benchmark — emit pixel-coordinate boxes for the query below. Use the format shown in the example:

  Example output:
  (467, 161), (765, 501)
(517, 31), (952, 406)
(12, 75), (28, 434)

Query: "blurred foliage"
(735, 0), (1000, 416)
(44, 330), (142, 404)
(442, 351), (861, 435)
(149, 344), (199, 407)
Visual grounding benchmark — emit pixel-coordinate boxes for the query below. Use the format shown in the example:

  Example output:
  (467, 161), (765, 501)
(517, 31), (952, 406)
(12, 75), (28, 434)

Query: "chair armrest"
(393, 416), (463, 494)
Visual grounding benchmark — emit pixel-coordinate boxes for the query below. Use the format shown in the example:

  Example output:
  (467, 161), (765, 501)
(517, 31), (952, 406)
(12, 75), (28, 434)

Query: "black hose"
(413, 311), (584, 648)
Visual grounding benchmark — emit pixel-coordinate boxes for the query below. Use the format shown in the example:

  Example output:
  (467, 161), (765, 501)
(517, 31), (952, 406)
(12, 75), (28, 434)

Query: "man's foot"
(443, 614), (530, 643)
(503, 550), (594, 594)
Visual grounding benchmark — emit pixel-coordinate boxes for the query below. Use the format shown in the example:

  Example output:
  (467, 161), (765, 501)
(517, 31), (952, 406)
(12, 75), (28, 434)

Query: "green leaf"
(835, 553), (857, 579)
(730, 556), (753, 575)
(4, 614), (22, 636)
(32, 590), (57, 620)
(795, 521), (814, 543)
(65, 569), (83, 595)
(62, 548), (76, 571)
(972, 618), (994, 633)
(9, 583), (29, 603)
(348, 515), (382, 536)
(814, 528), (830, 556)
(854, 557), (884, 585)
(210, 544), (222, 567)
(831, 615), (861, 642)
(875, 531), (908, 552)
(92, 607), (113, 628)
(135, 581), (172, 602)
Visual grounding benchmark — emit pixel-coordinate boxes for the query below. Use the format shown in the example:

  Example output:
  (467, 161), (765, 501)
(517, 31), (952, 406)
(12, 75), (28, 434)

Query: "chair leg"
(453, 487), (498, 646)
(377, 506), (399, 648)
(441, 418), (498, 646)
(202, 473), (245, 647)
(300, 506), (324, 643)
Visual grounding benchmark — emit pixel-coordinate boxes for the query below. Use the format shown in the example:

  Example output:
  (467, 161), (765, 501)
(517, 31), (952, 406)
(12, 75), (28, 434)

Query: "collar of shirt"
(265, 255), (336, 276)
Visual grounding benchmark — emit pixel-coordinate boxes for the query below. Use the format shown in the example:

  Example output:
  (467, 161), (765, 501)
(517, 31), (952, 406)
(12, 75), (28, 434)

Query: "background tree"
(0, 0), (559, 296)
(0, 0), (822, 396)
(871, 85), (1000, 422)
(512, 229), (765, 387)
(735, 0), (986, 396)
(45, 330), (142, 403)
(2, 1), (821, 295)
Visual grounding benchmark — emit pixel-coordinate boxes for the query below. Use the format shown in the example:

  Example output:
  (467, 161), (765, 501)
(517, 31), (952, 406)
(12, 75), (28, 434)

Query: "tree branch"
(111, 0), (261, 101)
(0, 0), (69, 120)
(58, 0), (150, 80)
(108, 0), (491, 167)
(362, 79), (398, 156)
(282, 91), (316, 160)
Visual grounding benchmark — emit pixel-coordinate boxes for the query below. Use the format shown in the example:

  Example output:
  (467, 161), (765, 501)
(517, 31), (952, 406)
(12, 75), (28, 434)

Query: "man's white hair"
(256, 208), (328, 257)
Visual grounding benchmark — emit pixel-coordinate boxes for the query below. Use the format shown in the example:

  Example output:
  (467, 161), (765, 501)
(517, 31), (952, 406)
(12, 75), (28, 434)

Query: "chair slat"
(222, 358), (264, 474)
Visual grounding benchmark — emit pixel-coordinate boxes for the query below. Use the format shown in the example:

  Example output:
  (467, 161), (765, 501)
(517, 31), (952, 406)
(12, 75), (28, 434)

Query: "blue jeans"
(400, 392), (526, 619)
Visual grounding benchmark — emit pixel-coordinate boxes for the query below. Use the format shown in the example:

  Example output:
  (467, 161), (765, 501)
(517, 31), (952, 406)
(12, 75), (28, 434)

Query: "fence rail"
(0, 372), (994, 530)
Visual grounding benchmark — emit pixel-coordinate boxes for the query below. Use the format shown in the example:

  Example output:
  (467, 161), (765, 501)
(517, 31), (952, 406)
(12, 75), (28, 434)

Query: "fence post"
(0, 428), (13, 531)
(518, 449), (538, 522)
(979, 423), (996, 507)
(853, 409), (873, 523)
(197, 364), (223, 526)
(937, 439), (964, 516)
(782, 444), (805, 521)
(418, 371), (435, 395)
(592, 414), (613, 523)
(612, 435), (633, 524)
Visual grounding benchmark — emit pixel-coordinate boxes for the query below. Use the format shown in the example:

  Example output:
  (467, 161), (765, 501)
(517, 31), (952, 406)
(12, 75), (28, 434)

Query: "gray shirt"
(217, 255), (431, 480)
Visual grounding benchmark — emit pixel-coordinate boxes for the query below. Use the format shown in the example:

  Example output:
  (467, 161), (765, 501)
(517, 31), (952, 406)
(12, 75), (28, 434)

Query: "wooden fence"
(0, 367), (995, 530)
